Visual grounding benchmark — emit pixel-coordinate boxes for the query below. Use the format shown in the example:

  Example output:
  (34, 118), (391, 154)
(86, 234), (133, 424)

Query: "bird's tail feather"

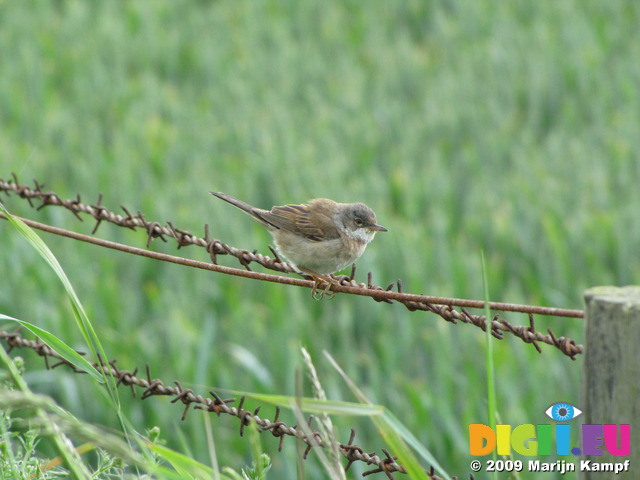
(210, 192), (257, 215)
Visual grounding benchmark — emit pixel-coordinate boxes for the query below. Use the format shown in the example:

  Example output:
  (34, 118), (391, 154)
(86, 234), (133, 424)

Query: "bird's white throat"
(349, 228), (376, 245)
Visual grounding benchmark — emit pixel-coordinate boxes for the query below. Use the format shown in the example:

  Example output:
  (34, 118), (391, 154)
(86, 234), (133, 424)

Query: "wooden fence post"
(582, 286), (639, 478)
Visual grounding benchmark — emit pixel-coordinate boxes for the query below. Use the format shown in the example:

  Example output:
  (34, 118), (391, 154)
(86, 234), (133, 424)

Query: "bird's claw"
(300, 269), (338, 300)
(311, 277), (337, 300)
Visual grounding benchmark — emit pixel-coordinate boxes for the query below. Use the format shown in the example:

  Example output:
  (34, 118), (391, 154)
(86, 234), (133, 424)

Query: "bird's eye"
(355, 218), (364, 227)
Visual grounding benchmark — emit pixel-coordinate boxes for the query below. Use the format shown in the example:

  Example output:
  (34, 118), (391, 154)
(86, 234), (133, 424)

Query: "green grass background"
(1, 0), (639, 478)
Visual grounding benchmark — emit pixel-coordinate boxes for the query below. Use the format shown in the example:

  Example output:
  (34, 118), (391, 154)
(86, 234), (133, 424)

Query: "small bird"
(211, 192), (387, 296)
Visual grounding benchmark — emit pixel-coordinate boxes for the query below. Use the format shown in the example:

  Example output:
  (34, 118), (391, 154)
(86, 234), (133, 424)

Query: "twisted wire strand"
(1, 330), (478, 480)
(0, 174), (583, 359)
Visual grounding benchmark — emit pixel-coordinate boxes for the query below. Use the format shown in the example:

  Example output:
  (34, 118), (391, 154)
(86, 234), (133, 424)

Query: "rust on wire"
(0, 330), (476, 480)
(0, 175), (583, 358)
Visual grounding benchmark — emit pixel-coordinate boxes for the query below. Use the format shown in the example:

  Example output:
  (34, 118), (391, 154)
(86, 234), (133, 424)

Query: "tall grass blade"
(324, 351), (451, 480)
(0, 315), (102, 382)
(0, 204), (118, 401)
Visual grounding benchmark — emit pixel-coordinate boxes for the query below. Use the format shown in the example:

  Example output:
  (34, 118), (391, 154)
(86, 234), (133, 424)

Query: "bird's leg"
(268, 245), (283, 263)
(298, 268), (338, 300)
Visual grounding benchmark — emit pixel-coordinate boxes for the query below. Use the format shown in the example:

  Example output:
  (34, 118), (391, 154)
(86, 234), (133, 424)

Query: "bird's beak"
(370, 224), (388, 232)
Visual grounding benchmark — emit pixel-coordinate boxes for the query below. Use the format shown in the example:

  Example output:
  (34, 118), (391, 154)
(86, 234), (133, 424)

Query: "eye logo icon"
(545, 402), (582, 422)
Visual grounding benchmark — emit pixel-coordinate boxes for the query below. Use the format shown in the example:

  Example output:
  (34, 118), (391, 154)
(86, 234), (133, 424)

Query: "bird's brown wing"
(256, 203), (341, 241)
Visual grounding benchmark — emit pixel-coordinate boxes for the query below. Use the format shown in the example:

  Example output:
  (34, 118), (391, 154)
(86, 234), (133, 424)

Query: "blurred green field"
(1, 0), (639, 478)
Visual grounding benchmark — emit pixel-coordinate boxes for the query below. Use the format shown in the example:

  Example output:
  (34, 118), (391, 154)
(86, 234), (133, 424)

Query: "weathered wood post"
(582, 287), (639, 478)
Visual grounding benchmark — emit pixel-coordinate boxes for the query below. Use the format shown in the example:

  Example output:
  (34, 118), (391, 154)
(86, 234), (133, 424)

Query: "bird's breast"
(271, 231), (368, 274)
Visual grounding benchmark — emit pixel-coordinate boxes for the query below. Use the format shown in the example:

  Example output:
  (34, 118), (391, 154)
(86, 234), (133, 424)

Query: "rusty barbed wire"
(0, 174), (583, 359)
(0, 330), (475, 480)
(0, 173), (293, 273)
